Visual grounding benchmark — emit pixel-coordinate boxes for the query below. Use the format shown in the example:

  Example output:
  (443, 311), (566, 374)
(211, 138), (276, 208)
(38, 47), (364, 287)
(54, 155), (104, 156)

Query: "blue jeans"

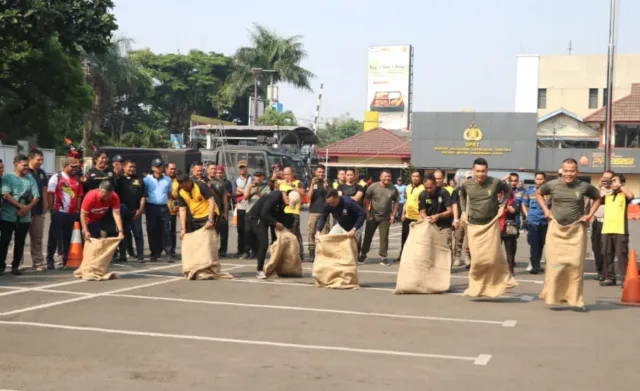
(145, 204), (172, 257)
(527, 223), (548, 270)
(47, 212), (78, 267)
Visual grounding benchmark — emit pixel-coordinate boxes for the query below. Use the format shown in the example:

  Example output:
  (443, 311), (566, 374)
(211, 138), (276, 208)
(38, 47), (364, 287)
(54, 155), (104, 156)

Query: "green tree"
(256, 108), (297, 126)
(317, 114), (364, 146)
(83, 38), (152, 147)
(230, 24), (315, 98)
(0, 0), (117, 146)
(131, 49), (242, 134)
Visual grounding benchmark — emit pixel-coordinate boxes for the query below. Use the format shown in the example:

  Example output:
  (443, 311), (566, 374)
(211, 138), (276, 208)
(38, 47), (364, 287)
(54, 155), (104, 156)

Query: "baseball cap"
(464, 170), (473, 179)
(216, 165), (224, 171)
(112, 155), (123, 163)
(254, 170), (265, 176)
(237, 160), (248, 168)
(151, 158), (164, 167)
(287, 191), (301, 209)
(558, 168), (562, 175)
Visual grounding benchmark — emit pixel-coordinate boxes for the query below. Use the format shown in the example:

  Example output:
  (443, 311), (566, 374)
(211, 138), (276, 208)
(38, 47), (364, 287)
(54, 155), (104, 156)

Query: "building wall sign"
(539, 148), (640, 173)
(412, 112), (538, 170)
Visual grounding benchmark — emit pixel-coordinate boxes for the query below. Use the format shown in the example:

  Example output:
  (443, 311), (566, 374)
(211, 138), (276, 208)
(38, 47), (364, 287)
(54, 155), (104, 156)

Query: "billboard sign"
(367, 45), (413, 131)
(412, 112), (538, 170)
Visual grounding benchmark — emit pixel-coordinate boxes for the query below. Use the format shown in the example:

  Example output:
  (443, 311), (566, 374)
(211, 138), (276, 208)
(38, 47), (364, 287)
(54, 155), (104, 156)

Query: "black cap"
(112, 155), (123, 163)
(254, 170), (265, 176)
(151, 158), (164, 167)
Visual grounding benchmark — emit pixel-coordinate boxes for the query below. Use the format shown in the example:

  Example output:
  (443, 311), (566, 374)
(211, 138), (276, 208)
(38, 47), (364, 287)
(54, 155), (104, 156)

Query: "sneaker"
(357, 254), (367, 265)
(453, 257), (462, 267)
(600, 279), (616, 287)
(256, 271), (267, 279)
(526, 263), (533, 272)
(150, 256), (158, 263)
(380, 258), (392, 266)
(47, 264), (55, 271)
(465, 264), (471, 270)
(218, 252), (227, 259)
(11, 268), (22, 276)
(137, 257), (146, 264)
(167, 255), (177, 264)
(239, 253), (250, 260)
(35, 265), (48, 272)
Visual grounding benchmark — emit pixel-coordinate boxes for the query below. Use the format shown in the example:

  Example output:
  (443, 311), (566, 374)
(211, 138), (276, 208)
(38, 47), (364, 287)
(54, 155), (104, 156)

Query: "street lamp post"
(250, 68), (278, 125)
(604, 0), (617, 171)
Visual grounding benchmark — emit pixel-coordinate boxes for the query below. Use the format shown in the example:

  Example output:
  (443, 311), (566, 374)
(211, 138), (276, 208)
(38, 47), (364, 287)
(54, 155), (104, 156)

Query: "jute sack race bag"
(73, 237), (120, 281)
(313, 225), (359, 289)
(539, 219), (587, 307)
(394, 220), (451, 294)
(464, 214), (518, 298)
(264, 229), (303, 278)
(182, 226), (233, 280)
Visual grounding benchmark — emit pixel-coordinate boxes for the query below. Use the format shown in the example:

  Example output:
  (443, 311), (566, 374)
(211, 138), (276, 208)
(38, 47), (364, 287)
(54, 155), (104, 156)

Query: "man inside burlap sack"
(316, 189), (367, 245)
(175, 173), (218, 238)
(246, 189), (301, 279)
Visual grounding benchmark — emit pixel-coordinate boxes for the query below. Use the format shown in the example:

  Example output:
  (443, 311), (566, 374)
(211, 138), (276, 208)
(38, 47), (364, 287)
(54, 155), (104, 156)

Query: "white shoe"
(453, 257), (461, 267)
(256, 271), (267, 279)
(526, 263), (533, 272)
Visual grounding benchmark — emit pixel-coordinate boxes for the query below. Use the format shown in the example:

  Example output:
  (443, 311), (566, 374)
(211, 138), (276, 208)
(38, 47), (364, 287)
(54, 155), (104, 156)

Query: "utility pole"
(314, 82), (324, 134)
(604, 0), (617, 171)
(82, 59), (91, 163)
(567, 40), (574, 55)
(250, 68), (278, 125)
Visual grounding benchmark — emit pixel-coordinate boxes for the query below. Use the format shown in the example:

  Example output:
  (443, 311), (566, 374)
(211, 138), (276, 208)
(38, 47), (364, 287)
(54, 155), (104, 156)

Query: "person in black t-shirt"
(307, 165), (329, 262)
(337, 168), (365, 206)
(84, 149), (114, 192)
(451, 173), (472, 267)
(418, 175), (453, 251)
(214, 165), (232, 257)
(115, 160), (146, 262)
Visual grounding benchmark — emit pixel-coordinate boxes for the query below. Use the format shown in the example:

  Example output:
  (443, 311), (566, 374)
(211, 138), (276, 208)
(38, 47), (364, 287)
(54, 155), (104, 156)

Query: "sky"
(113, 0), (640, 127)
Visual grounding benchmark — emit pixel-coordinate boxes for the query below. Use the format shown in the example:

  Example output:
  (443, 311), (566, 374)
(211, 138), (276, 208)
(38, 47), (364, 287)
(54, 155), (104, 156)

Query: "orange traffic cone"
(618, 250), (640, 306)
(66, 221), (84, 268)
(232, 206), (238, 227)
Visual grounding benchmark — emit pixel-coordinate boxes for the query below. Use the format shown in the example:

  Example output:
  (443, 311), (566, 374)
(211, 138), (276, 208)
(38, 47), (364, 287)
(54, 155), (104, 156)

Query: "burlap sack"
(539, 219), (587, 308)
(264, 229), (303, 278)
(182, 227), (233, 280)
(394, 220), (451, 294)
(73, 238), (120, 281)
(464, 214), (517, 297)
(313, 227), (359, 290)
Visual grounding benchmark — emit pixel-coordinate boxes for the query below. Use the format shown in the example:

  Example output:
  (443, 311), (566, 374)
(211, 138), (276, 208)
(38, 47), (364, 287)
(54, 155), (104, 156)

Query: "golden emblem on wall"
(463, 121), (483, 142)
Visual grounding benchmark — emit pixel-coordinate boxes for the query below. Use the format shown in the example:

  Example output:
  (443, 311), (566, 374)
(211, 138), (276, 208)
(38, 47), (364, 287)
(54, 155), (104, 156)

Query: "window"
(588, 88), (598, 109)
(246, 152), (266, 176)
(614, 125), (640, 148)
(537, 89), (547, 109)
(603, 88), (609, 107)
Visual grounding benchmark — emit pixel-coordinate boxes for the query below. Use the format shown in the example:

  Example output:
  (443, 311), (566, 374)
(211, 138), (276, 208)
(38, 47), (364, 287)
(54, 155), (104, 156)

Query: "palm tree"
(231, 24), (315, 95)
(82, 37), (139, 156)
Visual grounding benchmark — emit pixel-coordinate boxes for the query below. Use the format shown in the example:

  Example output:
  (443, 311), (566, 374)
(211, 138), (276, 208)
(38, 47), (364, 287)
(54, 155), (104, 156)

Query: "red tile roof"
(316, 128), (412, 157)
(584, 83), (640, 123)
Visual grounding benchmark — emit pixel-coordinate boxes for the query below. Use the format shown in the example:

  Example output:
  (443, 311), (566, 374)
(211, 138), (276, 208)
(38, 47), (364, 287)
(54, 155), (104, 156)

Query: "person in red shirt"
(80, 181), (125, 240)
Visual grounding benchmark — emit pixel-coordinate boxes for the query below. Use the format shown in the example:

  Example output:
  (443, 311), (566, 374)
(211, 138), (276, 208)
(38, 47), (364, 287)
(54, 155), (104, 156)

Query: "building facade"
(515, 54), (640, 117)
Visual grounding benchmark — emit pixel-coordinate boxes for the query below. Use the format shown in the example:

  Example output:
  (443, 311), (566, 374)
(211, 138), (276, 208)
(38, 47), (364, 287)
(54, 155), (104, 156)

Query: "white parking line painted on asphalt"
(0, 264), (181, 298)
(0, 320), (493, 365)
(0, 277), (181, 317)
(85, 293), (514, 327)
(344, 268), (545, 285)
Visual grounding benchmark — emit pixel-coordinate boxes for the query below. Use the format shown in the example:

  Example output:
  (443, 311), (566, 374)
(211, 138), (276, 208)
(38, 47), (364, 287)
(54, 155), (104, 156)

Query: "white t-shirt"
(235, 175), (253, 211)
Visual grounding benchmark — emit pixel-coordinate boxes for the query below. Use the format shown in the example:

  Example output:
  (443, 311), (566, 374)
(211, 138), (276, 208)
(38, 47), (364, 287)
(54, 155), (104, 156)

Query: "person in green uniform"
(459, 158), (511, 226)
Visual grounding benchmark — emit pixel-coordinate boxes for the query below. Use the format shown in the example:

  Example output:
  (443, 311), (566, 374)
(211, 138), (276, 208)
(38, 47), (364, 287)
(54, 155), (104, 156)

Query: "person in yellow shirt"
(176, 173), (218, 240)
(276, 166), (306, 259)
(332, 169), (346, 189)
(601, 174), (634, 287)
(396, 170), (424, 262)
(165, 162), (179, 258)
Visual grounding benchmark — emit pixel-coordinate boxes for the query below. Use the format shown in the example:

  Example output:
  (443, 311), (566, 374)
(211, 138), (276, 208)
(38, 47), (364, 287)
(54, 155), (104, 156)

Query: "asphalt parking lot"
(0, 212), (639, 390)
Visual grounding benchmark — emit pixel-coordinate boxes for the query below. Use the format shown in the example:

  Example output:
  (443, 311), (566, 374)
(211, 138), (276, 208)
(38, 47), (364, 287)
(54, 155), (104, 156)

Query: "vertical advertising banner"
(367, 45), (412, 131)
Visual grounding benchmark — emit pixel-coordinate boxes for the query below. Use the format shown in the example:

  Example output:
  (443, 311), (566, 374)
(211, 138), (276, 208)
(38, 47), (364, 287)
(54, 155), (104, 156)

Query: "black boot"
(309, 247), (316, 263)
